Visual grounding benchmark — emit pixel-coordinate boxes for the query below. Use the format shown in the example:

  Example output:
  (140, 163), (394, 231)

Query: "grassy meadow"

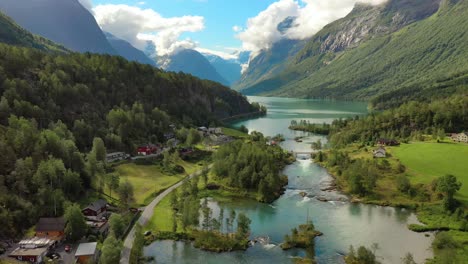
(390, 141), (468, 204)
(111, 159), (203, 206)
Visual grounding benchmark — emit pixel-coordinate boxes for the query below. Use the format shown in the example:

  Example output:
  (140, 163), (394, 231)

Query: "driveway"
(119, 165), (211, 264)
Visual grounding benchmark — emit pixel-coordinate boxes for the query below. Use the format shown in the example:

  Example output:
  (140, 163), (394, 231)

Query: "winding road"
(120, 165), (212, 264)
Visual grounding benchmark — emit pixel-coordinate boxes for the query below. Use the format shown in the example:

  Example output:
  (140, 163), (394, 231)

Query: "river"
(144, 96), (434, 264)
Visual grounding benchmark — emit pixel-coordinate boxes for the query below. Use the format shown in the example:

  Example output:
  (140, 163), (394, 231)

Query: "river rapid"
(144, 96), (434, 264)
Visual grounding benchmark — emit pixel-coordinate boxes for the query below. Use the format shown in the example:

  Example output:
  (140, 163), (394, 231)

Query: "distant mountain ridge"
(159, 49), (229, 86)
(104, 32), (156, 66)
(203, 53), (242, 86)
(239, 0), (468, 104)
(0, 0), (117, 55)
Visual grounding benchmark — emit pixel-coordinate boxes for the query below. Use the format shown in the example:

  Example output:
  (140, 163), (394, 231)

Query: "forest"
(212, 135), (290, 203)
(0, 41), (257, 238)
(326, 94), (468, 148)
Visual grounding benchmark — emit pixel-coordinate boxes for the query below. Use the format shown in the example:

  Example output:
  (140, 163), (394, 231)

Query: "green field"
(391, 142), (468, 203)
(114, 160), (200, 206)
(221, 127), (249, 138)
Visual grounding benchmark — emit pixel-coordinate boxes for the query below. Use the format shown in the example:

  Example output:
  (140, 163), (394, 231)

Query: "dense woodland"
(212, 135), (290, 203)
(0, 41), (256, 238)
(327, 94), (468, 148)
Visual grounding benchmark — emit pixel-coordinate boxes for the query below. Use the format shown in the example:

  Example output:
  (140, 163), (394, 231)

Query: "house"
(179, 147), (194, 157)
(452, 132), (468, 143)
(208, 127), (222, 135)
(9, 247), (48, 263)
(373, 147), (386, 158)
(82, 199), (107, 220)
(376, 138), (400, 146)
(86, 220), (109, 235)
(35, 218), (66, 240)
(137, 144), (158, 155)
(106, 152), (129, 163)
(75, 242), (98, 264)
(9, 237), (56, 263)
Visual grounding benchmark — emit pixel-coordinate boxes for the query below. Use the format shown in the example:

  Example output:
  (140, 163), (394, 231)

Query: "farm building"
(451, 132), (468, 143)
(82, 199), (108, 220)
(75, 242), (98, 264)
(373, 147), (387, 158)
(137, 144), (159, 155)
(35, 218), (65, 240)
(376, 138), (400, 146)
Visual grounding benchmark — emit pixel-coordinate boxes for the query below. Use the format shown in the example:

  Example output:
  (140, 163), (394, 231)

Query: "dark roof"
(83, 199), (107, 212)
(36, 217), (65, 232)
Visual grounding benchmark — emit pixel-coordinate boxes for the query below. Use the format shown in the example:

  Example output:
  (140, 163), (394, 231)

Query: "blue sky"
(86, 0), (382, 58)
(91, 0), (278, 54)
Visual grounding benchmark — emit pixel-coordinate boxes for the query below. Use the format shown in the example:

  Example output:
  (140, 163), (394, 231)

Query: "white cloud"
(78, 0), (93, 11)
(232, 25), (243, 32)
(195, 47), (238, 60)
(137, 1), (146, 5)
(93, 4), (204, 56)
(237, 0), (388, 54)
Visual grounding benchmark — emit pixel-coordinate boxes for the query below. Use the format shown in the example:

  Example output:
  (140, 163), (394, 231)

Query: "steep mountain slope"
(105, 32), (156, 66)
(234, 38), (307, 91)
(0, 0), (116, 54)
(234, 16), (308, 91)
(0, 11), (67, 53)
(242, 0), (468, 102)
(203, 53), (242, 86)
(161, 49), (229, 86)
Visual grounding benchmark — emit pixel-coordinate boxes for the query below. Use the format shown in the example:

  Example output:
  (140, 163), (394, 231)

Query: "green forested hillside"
(0, 41), (256, 238)
(0, 11), (67, 53)
(242, 0), (468, 103)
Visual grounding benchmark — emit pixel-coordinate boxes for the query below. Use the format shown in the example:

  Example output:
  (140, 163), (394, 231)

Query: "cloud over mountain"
(93, 4), (204, 56)
(237, 0), (387, 54)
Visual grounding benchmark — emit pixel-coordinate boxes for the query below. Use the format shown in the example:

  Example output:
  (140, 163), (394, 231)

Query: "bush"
(433, 232), (458, 250)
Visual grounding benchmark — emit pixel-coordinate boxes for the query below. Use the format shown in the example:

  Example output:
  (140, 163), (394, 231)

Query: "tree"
(437, 175), (462, 211)
(109, 214), (126, 239)
(201, 198), (212, 230)
(170, 190), (178, 210)
(402, 253), (417, 264)
(118, 180), (134, 208)
(172, 210), (178, 233)
(91, 137), (106, 162)
(64, 204), (87, 242)
(186, 128), (202, 146)
(106, 173), (120, 199)
(100, 235), (122, 264)
(236, 213), (251, 240)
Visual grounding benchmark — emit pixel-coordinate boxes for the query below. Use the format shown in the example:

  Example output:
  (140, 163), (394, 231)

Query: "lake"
(144, 96), (433, 264)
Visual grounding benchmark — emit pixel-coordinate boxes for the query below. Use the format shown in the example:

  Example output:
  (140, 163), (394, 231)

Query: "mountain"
(203, 53), (242, 86)
(233, 38), (307, 91)
(233, 16), (308, 91)
(160, 49), (229, 86)
(240, 0), (468, 104)
(104, 32), (156, 66)
(0, 11), (67, 53)
(0, 0), (116, 55)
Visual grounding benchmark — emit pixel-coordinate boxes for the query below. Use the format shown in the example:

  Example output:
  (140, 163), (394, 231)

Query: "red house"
(137, 144), (158, 155)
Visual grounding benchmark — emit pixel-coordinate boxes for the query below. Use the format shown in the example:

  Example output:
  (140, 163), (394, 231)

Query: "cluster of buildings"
(8, 200), (109, 263)
(82, 199), (110, 236)
(451, 132), (468, 143)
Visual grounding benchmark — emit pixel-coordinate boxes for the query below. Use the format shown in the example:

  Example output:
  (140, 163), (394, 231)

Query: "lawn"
(390, 142), (468, 203)
(114, 160), (201, 206)
(221, 127), (249, 138)
(145, 194), (175, 232)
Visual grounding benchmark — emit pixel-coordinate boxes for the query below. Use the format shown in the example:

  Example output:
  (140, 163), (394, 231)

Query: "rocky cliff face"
(295, 0), (441, 64)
